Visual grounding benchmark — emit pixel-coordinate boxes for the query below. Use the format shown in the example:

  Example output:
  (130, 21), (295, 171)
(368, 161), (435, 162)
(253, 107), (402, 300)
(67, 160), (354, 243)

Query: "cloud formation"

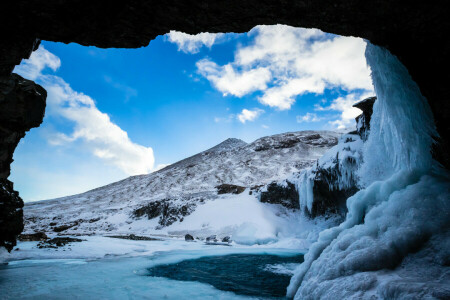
(237, 108), (265, 123)
(315, 92), (373, 129)
(166, 31), (224, 53)
(197, 25), (373, 110)
(15, 46), (155, 175)
(297, 112), (321, 123)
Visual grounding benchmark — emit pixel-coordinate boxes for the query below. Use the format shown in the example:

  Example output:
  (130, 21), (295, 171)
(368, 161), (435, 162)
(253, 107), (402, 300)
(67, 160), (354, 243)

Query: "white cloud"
(197, 59), (271, 97)
(15, 46), (155, 175)
(297, 112), (321, 123)
(237, 108), (264, 123)
(196, 25), (373, 110)
(315, 92), (373, 129)
(166, 31), (224, 53)
(14, 46), (61, 80)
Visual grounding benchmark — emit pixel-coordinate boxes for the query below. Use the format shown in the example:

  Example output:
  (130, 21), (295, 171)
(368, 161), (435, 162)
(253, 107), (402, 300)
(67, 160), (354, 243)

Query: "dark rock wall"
(353, 96), (376, 141)
(259, 181), (300, 210)
(0, 179), (24, 251)
(0, 73), (46, 250)
(309, 157), (359, 218)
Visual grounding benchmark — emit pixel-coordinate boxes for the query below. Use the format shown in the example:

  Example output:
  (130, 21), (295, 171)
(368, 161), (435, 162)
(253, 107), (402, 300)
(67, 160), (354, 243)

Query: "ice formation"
(287, 43), (450, 299)
(294, 133), (363, 214)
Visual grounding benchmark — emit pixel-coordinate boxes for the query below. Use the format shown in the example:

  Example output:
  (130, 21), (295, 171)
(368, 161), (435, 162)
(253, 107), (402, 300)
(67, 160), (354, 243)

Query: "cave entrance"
(11, 25), (373, 204)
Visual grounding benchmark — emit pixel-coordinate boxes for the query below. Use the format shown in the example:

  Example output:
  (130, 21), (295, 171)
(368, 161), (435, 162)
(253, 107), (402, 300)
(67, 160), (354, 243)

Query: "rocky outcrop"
(259, 181), (300, 210)
(37, 237), (84, 248)
(108, 234), (160, 241)
(0, 179), (24, 251)
(0, 74), (46, 179)
(253, 133), (337, 152)
(294, 98), (377, 218)
(18, 232), (48, 241)
(133, 197), (201, 228)
(353, 96), (376, 141)
(0, 74), (45, 251)
(216, 184), (246, 195)
(308, 154), (360, 218)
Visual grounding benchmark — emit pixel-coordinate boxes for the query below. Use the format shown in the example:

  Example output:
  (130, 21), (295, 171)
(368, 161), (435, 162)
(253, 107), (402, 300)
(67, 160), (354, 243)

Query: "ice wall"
(287, 43), (450, 299)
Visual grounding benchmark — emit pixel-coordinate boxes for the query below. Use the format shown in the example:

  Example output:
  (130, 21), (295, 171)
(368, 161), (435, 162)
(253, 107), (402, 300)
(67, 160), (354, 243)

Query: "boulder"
(222, 236), (231, 243)
(259, 181), (300, 209)
(185, 234), (194, 241)
(18, 232), (48, 241)
(206, 235), (217, 242)
(216, 184), (246, 195)
(37, 237), (84, 248)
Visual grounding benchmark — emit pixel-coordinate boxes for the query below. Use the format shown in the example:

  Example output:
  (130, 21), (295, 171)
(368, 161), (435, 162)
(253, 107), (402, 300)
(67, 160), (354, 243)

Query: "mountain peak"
(207, 138), (247, 153)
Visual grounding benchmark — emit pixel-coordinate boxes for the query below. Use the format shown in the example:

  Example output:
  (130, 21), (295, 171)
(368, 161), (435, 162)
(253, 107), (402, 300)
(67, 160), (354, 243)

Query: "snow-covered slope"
(23, 131), (339, 239)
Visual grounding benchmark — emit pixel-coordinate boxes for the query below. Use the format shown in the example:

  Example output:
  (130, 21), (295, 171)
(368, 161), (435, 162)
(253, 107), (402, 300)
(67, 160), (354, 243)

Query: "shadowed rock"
(259, 181), (300, 209)
(216, 184), (246, 195)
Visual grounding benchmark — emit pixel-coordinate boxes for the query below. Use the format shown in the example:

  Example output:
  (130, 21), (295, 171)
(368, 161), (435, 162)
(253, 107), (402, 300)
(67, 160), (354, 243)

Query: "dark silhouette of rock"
(108, 234), (160, 241)
(185, 234), (194, 241)
(259, 181), (300, 209)
(18, 232), (48, 241)
(0, 179), (24, 251)
(133, 198), (198, 228)
(216, 184), (246, 195)
(206, 235), (217, 242)
(0, 74), (46, 179)
(353, 96), (377, 141)
(222, 236), (231, 243)
(37, 237), (84, 248)
(0, 74), (46, 251)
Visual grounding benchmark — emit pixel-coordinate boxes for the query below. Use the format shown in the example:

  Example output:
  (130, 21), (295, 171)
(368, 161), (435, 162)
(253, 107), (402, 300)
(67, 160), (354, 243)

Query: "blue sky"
(11, 25), (373, 201)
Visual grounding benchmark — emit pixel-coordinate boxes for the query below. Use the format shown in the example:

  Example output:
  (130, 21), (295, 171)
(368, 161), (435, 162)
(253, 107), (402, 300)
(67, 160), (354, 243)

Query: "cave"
(0, 1), (448, 299)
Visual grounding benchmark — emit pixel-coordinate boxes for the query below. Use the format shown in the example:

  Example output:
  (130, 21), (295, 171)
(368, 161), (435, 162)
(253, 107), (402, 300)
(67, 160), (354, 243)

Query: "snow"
(287, 43), (450, 299)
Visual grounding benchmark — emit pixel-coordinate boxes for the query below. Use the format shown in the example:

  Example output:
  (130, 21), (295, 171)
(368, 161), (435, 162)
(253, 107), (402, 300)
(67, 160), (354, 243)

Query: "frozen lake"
(0, 237), (304, 299)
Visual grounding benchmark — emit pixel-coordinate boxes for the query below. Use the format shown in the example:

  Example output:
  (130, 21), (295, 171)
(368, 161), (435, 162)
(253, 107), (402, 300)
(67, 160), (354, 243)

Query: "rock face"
(353, 96), (376, 141)
(308, 154), (360, 217)
(133, 197), (199, 229)
(292, 98), (376, 218)
(0, 179), (24, 251)
(216, 184), (246, 195)
(18, 232), (48, 241)
(0, 74), (46, 251)
(0, 74), (46, 179)
(259, 181), (300, 210)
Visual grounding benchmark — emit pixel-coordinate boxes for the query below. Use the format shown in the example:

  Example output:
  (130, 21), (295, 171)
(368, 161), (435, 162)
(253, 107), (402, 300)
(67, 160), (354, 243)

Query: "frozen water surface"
(0, 238), (304, 299)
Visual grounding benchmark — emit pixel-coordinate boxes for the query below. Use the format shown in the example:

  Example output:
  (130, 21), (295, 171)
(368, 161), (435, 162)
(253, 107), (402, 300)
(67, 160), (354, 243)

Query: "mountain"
(23, 131), (339, 238)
